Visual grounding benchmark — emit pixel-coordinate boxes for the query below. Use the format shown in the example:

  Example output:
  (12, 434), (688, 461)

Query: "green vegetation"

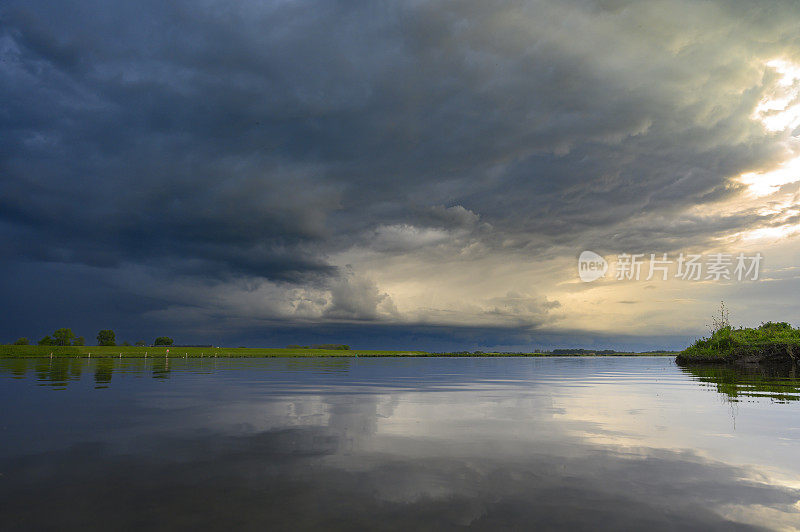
(97, 329), (116, 346)
(154, 336), (173, 346)
(677, 321), (800, 364)
(547, 348), (680, 355)
(0, 345), (678, 359)
(0, 345), (429, 358)
(53, 328), (76, 346)
(552, 348), (617, 355)
(38, 328), (84, 346)
(0, 326), (674, 359)
(676, 303), (800, 364)
(287, 344), (350, 350)
(38, 336), (54, 346)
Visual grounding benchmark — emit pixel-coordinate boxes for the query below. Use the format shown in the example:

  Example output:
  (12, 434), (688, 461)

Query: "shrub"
(680, 320), (800, 361)
(97, 329), (116, 346)
(154, 336), (173, 346)
(53, 328), (76, 346)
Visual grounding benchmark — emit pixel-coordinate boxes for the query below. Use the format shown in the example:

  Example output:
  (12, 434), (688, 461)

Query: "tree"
(97, 329), (116, 346)
(154, 336), (173, 346)
(53, 328), (76, 347)
(38, 335), (55, 346)
(121, 341), (131, 346)
(135, 340), (146, 346)
(13, 337), (29, 345)
(74, 336), (85, 346)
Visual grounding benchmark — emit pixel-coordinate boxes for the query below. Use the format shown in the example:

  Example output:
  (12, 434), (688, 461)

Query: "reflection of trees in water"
(2, 358), (32, 379)
(0, 358), (179, 387)
(0, 356), (362, 389)
(33, 359), (84, 388)
(94, 359), (114, 388)
(681, 363), (800, 403)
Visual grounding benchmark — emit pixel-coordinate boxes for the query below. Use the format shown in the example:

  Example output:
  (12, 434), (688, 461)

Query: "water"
(1, 356), (799, 530)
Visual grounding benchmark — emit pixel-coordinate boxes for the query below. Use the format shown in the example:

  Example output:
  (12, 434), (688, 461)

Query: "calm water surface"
(1, 356), (799, 530)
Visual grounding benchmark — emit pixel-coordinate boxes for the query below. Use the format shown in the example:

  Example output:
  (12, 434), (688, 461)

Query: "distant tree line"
(550, 348), (618, 355)
(286, 344), (350, 350)
(8, 329), (174, 348)
(33, 328), (85, 347)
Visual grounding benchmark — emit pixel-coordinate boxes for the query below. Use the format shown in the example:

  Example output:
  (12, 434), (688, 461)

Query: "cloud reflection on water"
(1, 357), (799, 530)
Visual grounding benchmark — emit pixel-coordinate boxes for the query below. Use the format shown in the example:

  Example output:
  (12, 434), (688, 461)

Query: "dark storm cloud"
(2, 0), (353, 282)
(2, 0), (799, 343)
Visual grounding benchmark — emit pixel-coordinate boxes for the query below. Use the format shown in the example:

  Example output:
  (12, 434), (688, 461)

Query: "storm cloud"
(2, 0), (800, 348)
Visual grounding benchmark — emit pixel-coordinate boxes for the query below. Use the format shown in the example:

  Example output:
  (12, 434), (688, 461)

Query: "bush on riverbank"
(677, 321), (800, 363)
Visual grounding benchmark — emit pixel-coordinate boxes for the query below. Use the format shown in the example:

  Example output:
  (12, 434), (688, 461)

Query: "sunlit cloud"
(752, 59), (800, 132)
(740, 224), (800, 242)
(737, 153), (800, 197)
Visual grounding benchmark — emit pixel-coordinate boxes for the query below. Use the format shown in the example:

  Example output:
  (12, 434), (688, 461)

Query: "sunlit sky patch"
(752, 59), (800, 132)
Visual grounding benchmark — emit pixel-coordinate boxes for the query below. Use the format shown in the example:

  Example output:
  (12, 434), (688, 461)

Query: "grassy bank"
(0, 346), (428, 358)
(676, 322), (800, 364)
(0, 345), (677, 358)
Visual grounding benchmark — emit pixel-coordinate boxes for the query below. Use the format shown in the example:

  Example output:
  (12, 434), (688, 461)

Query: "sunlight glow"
(752, 59), (800, 132)
(741, 224), (800, 242)
(737, 154), (800, 197)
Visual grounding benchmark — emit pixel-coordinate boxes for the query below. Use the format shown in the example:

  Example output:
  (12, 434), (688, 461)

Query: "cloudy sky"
(2, 0), (800, 350)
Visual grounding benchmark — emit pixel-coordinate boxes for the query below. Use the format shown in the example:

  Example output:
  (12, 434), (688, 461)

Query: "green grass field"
(0, 345), (676, 358)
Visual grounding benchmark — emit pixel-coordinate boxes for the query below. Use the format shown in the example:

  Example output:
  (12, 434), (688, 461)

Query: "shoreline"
(0, 347), (677, 359)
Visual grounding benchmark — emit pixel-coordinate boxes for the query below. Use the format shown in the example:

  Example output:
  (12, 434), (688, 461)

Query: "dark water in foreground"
(1, 356), (799, 531)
